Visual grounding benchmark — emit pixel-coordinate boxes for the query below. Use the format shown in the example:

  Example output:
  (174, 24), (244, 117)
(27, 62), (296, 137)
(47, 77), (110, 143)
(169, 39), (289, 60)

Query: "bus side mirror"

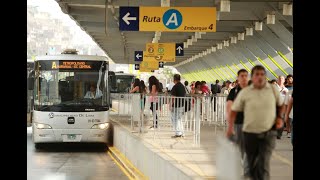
(27, 77), (34, 90)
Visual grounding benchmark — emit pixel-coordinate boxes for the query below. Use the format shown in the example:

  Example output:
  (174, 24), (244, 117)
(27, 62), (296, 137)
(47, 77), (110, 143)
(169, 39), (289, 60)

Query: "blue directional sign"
(159, 62), (164, 68)
(134, 64), (140, 70)
(175, 43), (184, 56)
(119, 7), (139, 31)
(134, 51), (143, 61)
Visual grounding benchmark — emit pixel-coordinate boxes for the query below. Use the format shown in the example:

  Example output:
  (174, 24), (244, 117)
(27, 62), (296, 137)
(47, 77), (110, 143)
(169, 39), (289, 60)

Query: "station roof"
(56, 0), (293, 81)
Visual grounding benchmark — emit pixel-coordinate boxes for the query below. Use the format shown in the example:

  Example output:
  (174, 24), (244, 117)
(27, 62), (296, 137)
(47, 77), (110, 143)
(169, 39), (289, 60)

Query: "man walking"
(275, 75), (288, 139)
(211, 80), (221, 112)
(226, 69), (249, 176)
(227, 65), (284, 180)
(170, 74), (186, 138)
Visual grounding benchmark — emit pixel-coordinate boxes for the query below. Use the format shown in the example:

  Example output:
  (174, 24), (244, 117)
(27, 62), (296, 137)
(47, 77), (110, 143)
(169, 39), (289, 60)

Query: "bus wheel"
(34, 143), (43, 150)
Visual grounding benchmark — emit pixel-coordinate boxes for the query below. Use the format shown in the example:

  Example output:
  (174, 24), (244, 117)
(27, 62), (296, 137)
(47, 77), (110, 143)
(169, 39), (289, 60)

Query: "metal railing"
(142, 94), (202, 145)
(199, 94), (228, 127)
(111, 93), (228, 146)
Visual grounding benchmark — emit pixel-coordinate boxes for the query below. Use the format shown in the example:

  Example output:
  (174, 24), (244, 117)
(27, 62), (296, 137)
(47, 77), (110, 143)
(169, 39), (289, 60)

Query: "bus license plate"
(67, 134), (76, 140)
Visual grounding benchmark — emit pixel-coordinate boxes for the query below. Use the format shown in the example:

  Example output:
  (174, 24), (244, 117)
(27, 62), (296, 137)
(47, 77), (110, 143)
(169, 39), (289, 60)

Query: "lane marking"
(108, 150), (135, 180)
(110, 118), (215, 179)
(109, 147), (148, 179)
(272, 151), (293, 167)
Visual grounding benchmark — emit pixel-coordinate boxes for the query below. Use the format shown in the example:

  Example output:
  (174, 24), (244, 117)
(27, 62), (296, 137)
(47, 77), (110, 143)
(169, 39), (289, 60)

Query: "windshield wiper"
(39, 105), (50, 111)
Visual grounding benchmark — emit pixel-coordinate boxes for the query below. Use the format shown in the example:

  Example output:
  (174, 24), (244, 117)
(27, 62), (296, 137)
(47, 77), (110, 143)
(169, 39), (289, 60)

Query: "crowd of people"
(225, 66), (293, 180)
(129, 65), (293, 180)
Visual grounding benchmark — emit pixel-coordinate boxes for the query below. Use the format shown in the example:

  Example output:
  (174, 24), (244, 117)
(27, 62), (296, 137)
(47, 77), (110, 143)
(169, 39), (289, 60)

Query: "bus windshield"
(34, 60), (108, 112)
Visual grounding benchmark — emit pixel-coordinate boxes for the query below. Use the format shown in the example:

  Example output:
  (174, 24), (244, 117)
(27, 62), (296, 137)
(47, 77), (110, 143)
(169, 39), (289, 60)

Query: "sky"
(27, 0), (96, 45)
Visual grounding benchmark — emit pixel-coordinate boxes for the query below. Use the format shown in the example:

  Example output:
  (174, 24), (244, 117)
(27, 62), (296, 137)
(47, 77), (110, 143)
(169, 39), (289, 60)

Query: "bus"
(27, 59), (35, 126)
(27, 59), (34, 112)
(110, 72), (135, 93)
(109, 72), (135, 104)
(31, 49), (111, 148)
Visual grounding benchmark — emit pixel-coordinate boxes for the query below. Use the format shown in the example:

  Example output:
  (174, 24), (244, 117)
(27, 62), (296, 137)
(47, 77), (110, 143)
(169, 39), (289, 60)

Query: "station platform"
(110, 114), (293, 180)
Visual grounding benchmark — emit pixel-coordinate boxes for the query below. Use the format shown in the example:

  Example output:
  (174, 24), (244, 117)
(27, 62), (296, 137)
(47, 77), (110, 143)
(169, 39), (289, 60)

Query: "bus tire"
(34, 143), (43, 150)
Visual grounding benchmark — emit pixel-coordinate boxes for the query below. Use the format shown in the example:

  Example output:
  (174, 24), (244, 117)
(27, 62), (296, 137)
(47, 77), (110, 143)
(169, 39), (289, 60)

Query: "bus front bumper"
(32, 127), (109, 144)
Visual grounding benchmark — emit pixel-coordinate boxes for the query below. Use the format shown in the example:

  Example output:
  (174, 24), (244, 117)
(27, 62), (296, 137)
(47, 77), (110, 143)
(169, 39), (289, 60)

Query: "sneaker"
(287, 133), (291, 138)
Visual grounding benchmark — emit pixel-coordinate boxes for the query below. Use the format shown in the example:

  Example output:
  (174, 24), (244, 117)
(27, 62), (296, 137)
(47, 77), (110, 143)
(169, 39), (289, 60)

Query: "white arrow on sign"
(176, 46), (183, 54)
(136, 53), (142, 60)
(122, 12), (137, 25)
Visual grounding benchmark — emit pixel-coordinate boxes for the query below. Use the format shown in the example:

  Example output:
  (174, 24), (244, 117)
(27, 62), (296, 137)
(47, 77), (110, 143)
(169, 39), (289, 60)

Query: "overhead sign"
(119, 6), (216, 32)
(139, 68), (155, 72)
(175, 43), (184, 56)
(134, 51), (143, 61)
(145, 43), (175, 62)
(140, 58), (159, 71)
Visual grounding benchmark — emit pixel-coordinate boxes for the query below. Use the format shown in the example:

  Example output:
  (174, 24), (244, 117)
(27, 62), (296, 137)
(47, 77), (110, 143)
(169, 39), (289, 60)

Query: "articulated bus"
(110, 72), (135, 93)
(109, 72), (135, 102)
(27, 59), (35, 126)
(27, 59), (34, 113)
(31, 50), (111, 148)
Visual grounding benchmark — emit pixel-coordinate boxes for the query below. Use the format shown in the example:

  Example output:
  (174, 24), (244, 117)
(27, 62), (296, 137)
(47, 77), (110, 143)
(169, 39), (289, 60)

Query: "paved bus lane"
(27, 127), (128, 180)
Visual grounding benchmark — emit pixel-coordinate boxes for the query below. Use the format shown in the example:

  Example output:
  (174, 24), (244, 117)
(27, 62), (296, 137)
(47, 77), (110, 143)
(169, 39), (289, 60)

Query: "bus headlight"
(35, 123), (52, 129)
(91, 123), (109, 130)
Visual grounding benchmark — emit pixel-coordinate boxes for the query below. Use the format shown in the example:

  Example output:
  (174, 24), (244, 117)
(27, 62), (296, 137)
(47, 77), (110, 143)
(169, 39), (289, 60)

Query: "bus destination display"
(52, 61), (91, 69)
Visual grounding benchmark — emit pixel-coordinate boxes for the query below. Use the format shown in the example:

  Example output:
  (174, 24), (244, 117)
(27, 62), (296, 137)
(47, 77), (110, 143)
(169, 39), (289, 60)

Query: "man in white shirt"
(167, 82), (175, 92)
(275, 75), (289, 139)
(221, 80), (232, 95)
(276, 75), (288, 95)
(227, 65), (284, 180)
(184, 81), (191, 94)
(285, 91), (293, 148)
(284, 90), (293, 138)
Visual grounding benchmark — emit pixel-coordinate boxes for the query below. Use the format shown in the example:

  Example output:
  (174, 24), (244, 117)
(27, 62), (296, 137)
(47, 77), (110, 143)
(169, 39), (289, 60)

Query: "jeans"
(276, 115), (285, 138)
(150, 102), (158, 127)
(171, 107), (184, 136)
(234, 124), (249, 176)
(244, 130), (276, 180)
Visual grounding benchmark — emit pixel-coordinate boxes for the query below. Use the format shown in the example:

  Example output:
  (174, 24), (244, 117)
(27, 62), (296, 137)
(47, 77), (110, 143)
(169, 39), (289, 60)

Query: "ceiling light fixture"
(238, 32), (245, 40)
(267, 12), (276, 24)
(224, 40), (229, 47)
(255, 21), (263, 31)
(246, 27), (253, 36)
(230, 36), (237, 44)
(220, 0), (230, 12)
(283, 3), (292, 16)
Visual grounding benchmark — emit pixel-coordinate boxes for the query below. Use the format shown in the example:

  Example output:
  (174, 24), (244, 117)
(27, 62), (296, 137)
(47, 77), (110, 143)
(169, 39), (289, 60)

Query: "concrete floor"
(111, 115), (293, 180)
(27, 127), (128, 180)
